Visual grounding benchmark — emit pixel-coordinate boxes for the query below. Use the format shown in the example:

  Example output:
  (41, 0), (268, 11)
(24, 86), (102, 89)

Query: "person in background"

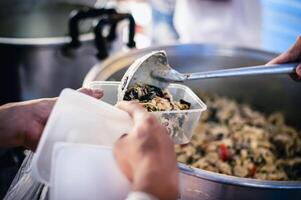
(1, 37), (301, 199)
(149, 0), (179, 44)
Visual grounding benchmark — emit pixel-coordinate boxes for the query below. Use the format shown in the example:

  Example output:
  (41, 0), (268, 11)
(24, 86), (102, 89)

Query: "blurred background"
(1, 0), (301, 198)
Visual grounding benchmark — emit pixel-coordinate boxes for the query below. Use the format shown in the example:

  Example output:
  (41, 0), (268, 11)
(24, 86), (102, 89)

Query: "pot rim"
(178, 163), (301, 189)
(0, 32), (94, 46)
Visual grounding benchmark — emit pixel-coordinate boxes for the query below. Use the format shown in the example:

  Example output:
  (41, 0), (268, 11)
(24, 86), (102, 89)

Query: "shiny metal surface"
(0, 33), (94, 46)
(118, 51), (171, 101)
(153, 62), (298, 82)
(84, 43), (301, 200)
(0, 39), (99, 103)
(0, 3), (98, 104)
(0, 3), (93, 39)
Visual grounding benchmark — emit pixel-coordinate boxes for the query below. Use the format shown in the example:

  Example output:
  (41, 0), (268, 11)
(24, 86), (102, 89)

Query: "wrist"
(132, 168), (178, 200)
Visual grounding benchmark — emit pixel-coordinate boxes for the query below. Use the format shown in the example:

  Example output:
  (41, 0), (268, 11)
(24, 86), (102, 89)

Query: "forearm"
(0, 103), (24, 148)
(0, 88), (102, 150)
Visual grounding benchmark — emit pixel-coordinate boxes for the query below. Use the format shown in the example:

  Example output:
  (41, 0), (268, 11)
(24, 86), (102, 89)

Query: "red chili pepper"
(248, 165), (257, 177)
(219, 143), (229, 161)
(180, 144), (189, 148)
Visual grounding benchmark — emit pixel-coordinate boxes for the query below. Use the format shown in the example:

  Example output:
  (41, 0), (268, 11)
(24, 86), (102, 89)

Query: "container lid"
(0, 3), (93, 39)
(50, 143), (130, 200)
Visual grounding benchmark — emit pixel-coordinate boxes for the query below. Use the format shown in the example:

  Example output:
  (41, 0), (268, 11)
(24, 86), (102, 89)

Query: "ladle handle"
(184, 63), (299, 80)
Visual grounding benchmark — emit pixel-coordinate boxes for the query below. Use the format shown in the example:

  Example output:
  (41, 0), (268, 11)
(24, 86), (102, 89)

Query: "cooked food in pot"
(124, 83), (301, 180)
(123, 83), (191, 111)
(175, 94), (301, 181)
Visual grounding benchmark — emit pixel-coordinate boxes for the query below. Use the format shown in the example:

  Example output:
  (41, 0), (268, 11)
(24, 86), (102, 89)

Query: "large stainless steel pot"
(84, 44), (301, 199)
(0, 2), (135, 104)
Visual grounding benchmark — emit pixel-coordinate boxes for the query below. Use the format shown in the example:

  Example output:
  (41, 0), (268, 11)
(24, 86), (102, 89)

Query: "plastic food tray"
(31, 89), (133, 185)
(88, 81), (207, 144)
(50, 143), (130, 200)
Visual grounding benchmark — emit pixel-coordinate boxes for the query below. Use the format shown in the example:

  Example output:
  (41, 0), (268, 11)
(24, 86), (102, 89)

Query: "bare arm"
(0, 88), (103, 151)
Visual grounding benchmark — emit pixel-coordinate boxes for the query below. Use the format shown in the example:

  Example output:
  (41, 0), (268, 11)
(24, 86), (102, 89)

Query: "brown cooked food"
(123, 84), (191, 111)
(175, 94), (301, 181)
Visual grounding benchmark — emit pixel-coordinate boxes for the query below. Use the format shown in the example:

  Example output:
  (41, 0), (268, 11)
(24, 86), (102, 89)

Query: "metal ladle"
(118, 50), (298, 100)
(118, 51), (172, 100)
(151, 51), (298, 82)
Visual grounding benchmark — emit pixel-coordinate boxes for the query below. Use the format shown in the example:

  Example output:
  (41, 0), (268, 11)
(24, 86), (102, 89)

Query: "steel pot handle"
(68, 8), (117, 47)
(94, 13), (136, 59)
(93, 17), (111, 59)
(108, 13), (136, 48)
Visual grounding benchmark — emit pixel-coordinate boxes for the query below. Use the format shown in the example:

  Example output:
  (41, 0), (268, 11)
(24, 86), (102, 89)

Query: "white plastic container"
(50, 143), (130, 200)
(88, 81), (207, 144)
(32, 89), (133, 185)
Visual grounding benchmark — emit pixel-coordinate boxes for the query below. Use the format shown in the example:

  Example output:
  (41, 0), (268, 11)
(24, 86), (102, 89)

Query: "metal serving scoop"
(118, 51), (172, 101)
(119, 50), (298, 100)
(117, 51), (297, 144)
(150, 52), (298, 82)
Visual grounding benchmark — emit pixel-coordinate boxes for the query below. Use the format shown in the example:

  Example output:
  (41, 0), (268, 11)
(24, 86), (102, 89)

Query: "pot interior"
(89, 44), (301, 128)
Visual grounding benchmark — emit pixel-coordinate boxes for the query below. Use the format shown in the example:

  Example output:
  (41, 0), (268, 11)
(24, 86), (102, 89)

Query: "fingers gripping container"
(31, 89), (133, 185)
(88, 81), (207, 144)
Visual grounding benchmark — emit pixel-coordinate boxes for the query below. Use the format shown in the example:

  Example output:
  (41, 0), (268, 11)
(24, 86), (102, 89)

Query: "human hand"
(114, 101), (179, 200)
(267, 36), (301, 80)
(0, 88), (103, 151)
